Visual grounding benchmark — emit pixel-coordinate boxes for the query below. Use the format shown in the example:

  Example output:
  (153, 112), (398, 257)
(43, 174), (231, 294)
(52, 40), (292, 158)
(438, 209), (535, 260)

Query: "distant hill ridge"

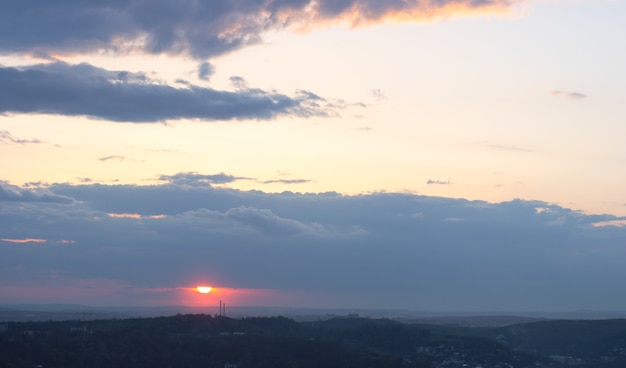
(2, 312), (626, 367)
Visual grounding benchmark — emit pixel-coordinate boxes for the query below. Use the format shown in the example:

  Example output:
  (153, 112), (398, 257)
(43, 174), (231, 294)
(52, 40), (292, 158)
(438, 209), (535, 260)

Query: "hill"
(4, 314), (626, 367)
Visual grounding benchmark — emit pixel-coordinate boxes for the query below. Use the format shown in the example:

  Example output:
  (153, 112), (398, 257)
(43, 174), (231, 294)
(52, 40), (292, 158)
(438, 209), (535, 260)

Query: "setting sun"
(196, 286), (212, 294)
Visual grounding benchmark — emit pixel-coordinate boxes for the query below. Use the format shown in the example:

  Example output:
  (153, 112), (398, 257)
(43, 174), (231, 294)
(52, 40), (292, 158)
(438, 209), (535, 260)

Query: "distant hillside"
(495, 319), (626, 361)
(0, 314), (538, 368)
(3, 313), (626, 367)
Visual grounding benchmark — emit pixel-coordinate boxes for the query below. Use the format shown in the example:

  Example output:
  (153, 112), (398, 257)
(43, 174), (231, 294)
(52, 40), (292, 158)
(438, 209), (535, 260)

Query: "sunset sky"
(2, 0), (626, 313)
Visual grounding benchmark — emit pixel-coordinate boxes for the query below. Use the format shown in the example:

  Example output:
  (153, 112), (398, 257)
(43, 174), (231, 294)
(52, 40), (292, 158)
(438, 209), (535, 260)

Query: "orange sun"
(196, 286), (212, 294)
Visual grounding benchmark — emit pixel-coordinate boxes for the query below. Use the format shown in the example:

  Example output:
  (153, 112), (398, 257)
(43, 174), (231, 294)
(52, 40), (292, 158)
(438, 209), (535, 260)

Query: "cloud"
(3, 178), (626, 311)
(0, 62), (342, 122)
(371, 88), (386, 101)
(223, 206), (327, 236)
(0, 238), (47, 244)
(0, 182), (74, 204)
(0, 130), (42, 144)
(427, 179), (451, 185)
(159, 172), (250, 185)
(593, 219), (626, 228)
(107, 213), (167, 220)
(262, 179), (312, 185)
(486, 143), (532, 152)
(551, 90), (588, 99)
(0, 1), (520, 60)
(0, 272), (134, 304)
(198, 62), (215, 81)
(99, 155), (126, 162)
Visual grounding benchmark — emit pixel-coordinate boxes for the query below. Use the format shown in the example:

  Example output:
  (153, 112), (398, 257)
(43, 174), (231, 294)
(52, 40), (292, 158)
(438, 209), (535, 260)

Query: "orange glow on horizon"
(169, 284), (284, 308)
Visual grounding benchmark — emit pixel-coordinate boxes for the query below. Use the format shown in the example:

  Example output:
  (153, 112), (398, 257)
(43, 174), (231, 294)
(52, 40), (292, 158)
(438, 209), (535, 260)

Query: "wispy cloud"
(0, 238), (46, 244)
(107, 213), (167, 220)
(592, 219), (626, 228)
(159, 172), (251, 185)
(551, 90), (588, 99)
(262, 179), (312, 185)
(0, 130), (42, 144)
(99, 155), (126, 162)
(427, 179), (451, 185)
(371, 88), (386, 101)
(486, 144), (533, 152)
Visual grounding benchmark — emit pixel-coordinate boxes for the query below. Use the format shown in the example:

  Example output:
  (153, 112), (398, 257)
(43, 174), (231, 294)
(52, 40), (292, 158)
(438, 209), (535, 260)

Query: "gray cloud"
(3, 178), (626, 310)
(0, 62), (339, 122)
(198, 62), (215, 81)
(163, 206), (327, 237)
(99, 155), (126, 162)
(427, 179), (451, 185)
(159, 172), (250, 185)
(262, 179), (312, 185)
(0, 182), (73, 204)
(371, 88), (386, 101)
(0, 130), (42, 144)
(0, 1), (519, 60)
(551, 90), (588, 99)
(224, 206), (327, 236)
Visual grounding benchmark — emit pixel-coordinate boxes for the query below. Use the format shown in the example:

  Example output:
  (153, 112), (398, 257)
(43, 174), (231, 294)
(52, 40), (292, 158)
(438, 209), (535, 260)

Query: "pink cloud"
(0, 238), (46, 244)
(107, 213), (167, 219)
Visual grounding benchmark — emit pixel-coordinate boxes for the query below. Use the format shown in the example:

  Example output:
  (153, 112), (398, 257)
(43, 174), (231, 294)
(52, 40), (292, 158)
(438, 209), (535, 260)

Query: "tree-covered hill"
(494, 319), (626, 363)
(4, 314), (625, 368)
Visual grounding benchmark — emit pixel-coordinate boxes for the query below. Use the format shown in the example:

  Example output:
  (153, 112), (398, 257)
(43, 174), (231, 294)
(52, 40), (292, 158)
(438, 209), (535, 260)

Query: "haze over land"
(1, 0), (626, 312)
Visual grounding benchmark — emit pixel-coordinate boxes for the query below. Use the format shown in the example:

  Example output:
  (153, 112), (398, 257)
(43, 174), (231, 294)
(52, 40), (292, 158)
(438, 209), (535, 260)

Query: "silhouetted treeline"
(2, 314), (626, 367)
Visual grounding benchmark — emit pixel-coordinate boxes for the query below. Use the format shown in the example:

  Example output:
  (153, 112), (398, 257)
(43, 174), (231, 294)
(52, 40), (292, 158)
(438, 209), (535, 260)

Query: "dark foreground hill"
(1, 314), (625, 367)
(495, 319), (626, 365)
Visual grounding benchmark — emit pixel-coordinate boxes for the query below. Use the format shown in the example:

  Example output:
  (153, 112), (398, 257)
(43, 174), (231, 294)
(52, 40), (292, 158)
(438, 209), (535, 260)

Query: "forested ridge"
(2, 314), (626, 367)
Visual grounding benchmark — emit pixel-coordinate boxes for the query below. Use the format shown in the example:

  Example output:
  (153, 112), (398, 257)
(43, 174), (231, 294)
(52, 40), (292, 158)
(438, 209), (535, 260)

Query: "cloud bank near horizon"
(2, 178), (626, 311)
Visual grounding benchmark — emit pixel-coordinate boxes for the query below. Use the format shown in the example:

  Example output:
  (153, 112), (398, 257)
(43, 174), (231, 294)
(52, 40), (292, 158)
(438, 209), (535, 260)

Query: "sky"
(1, 0), (626, 313)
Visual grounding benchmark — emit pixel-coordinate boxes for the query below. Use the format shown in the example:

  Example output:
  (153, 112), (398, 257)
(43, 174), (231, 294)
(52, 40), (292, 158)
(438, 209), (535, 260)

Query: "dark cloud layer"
(0, 1), (512, 122)
(0, 1), (518, 123)
(2, 179), (626, 311)
(0, 62), (336, 122)
(0, 0), (517, 60)
(0, 182), (73, 204)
